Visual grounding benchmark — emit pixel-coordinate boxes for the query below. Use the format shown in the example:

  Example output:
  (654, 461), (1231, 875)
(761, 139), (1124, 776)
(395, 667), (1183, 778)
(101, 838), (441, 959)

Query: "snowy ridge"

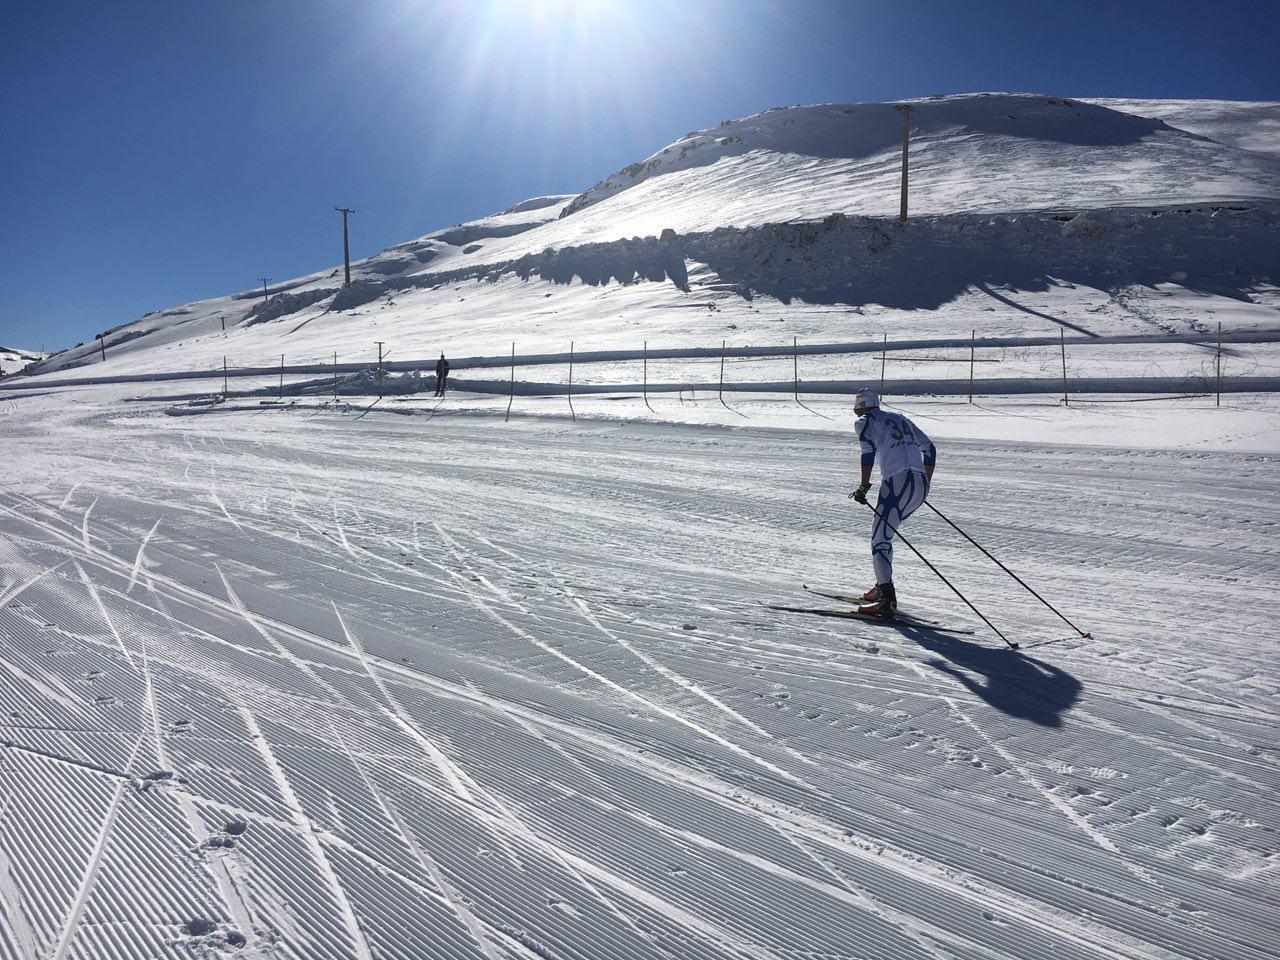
(554, 94), (1280, 230)
(18, 93), (1280, 389)
(1084, 97), (1280, 158)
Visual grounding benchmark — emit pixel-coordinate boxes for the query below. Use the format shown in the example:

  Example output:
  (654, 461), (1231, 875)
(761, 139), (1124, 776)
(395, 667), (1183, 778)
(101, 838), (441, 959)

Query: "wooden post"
(969, 329), (975, 404)
(719, 339), (727, 406)
(643, 341), (653, 412)
(333, 352), (338, 401)
(1216, 321), (1222, 407)
(1060, 328), (1069, 406)
(568, 340), (575, 421)
(505, 342), (515, 422)
(879, 332), (887, 396)
(97, 335), (105, 362)
(278, 354), (284, 399)
(793, 336), (799, 404)
(220, 314), (226, 335)
(376, 341), (385, 399)
(223, 356), (228, 399)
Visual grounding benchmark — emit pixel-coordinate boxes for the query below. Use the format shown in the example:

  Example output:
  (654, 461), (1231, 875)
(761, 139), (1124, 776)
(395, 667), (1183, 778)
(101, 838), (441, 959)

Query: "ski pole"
(861, 500), (1018, 650)
(924, 500), (1091, 639)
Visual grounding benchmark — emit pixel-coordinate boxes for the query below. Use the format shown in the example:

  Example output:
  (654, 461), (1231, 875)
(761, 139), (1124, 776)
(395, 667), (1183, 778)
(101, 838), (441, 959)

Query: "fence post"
(643, 341), (653, 412)
(505, 342), (515, 422)
(568, 340), (575, 421)
(223, 356), (228, 399)
(1216, 321), (1222, 407)
(1060, 329), (1068, 406)
(793, 336), (799, 404)
(97, 335), (106, 362)
(719, 340), (727, 407)
(879, 332), (887, 396)
(220, 314), (226, 335)
(279, 354), (284, 400)
(376, 342), (385, 399)
(969, 329), (975, 404)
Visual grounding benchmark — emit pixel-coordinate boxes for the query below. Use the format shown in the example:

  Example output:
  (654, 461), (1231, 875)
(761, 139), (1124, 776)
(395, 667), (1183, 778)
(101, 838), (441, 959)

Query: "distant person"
(848, 388), (936, 619)
(434, 353), (450, 397)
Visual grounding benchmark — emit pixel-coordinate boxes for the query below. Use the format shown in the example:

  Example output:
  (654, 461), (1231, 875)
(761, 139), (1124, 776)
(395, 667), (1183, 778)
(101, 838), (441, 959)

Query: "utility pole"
(894, 104), (912, 224)
(258, 278), (272, 302)
(96, 334), (106, 362)
(335, 207), (355, 284)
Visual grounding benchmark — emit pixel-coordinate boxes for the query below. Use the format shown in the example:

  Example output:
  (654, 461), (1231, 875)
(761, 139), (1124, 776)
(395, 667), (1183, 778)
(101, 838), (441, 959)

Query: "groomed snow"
(1, 384), (1277, 959)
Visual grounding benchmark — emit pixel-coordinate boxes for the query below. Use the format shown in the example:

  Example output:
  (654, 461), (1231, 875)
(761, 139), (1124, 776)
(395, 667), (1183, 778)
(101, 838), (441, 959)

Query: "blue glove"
(850, 481), (871, 504)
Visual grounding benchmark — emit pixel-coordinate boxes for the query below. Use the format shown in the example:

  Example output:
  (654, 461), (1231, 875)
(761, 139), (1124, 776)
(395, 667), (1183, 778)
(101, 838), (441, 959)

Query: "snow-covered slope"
(19, 93), (1280, 385)
(1086, 97), (1280, 158)
(0, 345), (45, 376)
(550, 94), (1279, 238)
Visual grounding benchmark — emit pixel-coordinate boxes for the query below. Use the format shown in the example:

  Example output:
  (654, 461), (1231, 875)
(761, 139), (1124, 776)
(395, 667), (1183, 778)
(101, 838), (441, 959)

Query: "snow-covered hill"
(19, 93), (1280, 387)
(0, 345), (45, 376)
(1085, 97), (1280, 158)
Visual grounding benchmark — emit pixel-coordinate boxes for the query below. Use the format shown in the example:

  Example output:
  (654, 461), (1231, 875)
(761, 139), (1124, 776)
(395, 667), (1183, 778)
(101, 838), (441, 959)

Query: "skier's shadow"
(894, 625), (1082, 727)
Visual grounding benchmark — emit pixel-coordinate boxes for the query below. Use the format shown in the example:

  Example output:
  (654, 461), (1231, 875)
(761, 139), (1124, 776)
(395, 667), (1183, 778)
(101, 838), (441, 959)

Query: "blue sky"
(2, 0), (1277, 352)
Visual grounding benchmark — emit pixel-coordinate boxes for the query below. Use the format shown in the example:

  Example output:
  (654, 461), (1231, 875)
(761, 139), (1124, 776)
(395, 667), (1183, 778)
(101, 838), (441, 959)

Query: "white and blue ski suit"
(856, 409), (937, 584)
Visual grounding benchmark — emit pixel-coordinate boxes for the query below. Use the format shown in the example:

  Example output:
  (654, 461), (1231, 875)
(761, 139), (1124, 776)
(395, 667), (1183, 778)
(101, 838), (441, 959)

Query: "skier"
(434, 353), (450, 397)
(848, 388), (936, 619)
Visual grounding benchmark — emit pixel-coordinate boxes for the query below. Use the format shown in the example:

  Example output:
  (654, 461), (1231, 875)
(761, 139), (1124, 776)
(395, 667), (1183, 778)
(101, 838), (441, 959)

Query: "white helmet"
(854, 387), (879, 415)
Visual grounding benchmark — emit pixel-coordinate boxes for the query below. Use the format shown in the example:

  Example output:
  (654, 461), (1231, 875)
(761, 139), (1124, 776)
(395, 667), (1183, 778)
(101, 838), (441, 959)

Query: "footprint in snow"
(176, 918), (246, 950)
(136, 770), (185, 792)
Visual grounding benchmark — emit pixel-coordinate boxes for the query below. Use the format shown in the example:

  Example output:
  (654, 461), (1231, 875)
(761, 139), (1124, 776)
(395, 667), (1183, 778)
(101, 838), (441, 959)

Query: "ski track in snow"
(0, 396), (1277, 960)
(125, 517), (162, 594)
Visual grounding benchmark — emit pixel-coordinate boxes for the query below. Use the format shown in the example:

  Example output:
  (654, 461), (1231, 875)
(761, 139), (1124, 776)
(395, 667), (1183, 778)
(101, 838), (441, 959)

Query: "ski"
(803, 584), (874, 606)
(764, 603), (977, 635)
(801, 584), (958, 625)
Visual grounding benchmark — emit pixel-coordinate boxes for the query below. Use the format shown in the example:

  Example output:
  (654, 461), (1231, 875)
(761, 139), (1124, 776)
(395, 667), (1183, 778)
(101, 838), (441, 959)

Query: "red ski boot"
(858, 583), (897, 620)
